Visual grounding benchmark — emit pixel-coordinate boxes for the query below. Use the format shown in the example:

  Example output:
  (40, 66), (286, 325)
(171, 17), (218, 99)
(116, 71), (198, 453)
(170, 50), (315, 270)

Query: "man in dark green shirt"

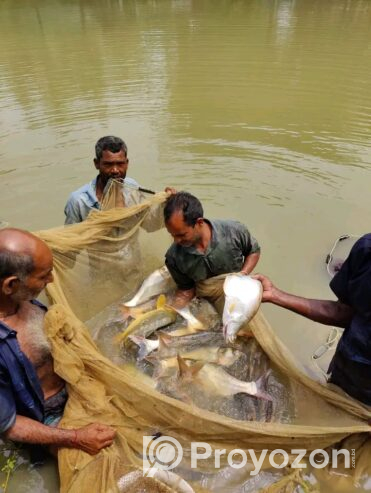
(164, 192), (261, 307)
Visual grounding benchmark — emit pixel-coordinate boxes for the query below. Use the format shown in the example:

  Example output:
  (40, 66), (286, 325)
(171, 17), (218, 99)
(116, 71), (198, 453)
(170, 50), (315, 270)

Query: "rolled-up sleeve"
(233, 221), (260, 256)
(0, 369), (16, 434)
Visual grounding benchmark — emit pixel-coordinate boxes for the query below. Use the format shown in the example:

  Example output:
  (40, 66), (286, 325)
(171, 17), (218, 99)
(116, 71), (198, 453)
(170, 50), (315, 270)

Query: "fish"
(121, 298), (157, 321)
(117, 469), (195, 493)
(129, 335), (160, 360)
(124, 266), (175, 307)
(177, 356), (272, 401)
(173, 305), (204, 332)
(148, 347), (242, 378)
(115, 295), (177, 344)
(222, 274), (262, 344)
(130, 330), (226, 360)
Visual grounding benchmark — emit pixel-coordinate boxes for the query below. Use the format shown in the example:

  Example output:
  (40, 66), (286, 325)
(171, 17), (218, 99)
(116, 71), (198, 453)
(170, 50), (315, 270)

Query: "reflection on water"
(0, 0), (370, 491)
(0, 1), (370, 230)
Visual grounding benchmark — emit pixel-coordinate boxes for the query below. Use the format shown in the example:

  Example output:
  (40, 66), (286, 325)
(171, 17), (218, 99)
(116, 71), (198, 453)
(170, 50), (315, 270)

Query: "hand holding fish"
(222, 274), (262, 343)
(252, 274), (281, 303)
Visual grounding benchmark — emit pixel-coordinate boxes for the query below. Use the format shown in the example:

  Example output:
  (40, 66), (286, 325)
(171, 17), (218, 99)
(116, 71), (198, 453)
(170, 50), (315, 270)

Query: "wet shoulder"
(211, 219), (246, 237)
(165, 242), (183, 262)
(353, 233), (371, 252)
(68, 182), (92, 203)
(124, 176), (139, 188)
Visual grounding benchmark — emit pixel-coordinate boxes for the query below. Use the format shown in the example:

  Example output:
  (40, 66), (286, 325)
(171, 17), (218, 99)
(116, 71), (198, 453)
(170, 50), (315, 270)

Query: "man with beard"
(0, 228), (116, 454)
(64, 135), (175, 228)
(164, 192), (261, 307)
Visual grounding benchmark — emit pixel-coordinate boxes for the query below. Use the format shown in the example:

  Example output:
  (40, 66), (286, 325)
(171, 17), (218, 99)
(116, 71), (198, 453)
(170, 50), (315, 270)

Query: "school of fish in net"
(87, 268), (295, 424)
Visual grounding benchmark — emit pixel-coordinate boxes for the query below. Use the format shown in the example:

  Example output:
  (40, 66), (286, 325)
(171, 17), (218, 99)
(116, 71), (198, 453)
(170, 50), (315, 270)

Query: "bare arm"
(241, 252), (260, 275)
(4, 416), (116, 455)
(254, 274), (353, 328)
(172, 288), (196, 308)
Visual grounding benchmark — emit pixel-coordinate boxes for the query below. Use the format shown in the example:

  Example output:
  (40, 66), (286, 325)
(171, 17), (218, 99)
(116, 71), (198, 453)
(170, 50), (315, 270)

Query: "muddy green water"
(0, 0), (370, 491)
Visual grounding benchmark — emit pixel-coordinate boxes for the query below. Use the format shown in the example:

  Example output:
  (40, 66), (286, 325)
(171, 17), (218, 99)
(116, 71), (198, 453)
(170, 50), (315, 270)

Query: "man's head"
(164, 192), (205, 247)
(94, 136), (129, 184)
(0, 229), (53, 303)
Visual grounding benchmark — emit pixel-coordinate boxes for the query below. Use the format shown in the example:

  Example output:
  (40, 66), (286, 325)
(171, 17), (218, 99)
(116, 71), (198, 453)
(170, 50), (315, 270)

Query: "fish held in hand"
(222, 274), (262, 344)
(177, 356), (272, 401)
(124, 266), (175, 307)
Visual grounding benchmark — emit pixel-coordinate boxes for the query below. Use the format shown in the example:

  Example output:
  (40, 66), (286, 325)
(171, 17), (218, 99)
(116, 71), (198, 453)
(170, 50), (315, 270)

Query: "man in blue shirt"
(64, 135), (175, 229)
(255, 234), (371, 405)
(0, 228), (116, 453)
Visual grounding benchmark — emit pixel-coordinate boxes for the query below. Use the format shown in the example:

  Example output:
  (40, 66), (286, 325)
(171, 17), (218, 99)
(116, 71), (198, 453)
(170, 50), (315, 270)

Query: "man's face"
(94, 150), (129, 184)
(165, 211), (203, 248)
(11, 245), (54, 303)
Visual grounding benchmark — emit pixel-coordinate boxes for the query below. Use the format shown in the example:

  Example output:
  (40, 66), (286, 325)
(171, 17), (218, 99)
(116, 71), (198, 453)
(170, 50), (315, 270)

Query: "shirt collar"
(0, 300), (46, 340)
(179, 219), (217, 255)
(0, 321), (16, 340)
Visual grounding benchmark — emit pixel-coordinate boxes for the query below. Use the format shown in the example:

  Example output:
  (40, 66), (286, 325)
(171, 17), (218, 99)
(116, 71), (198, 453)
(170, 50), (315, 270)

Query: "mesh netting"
(33, 182), (370, 492)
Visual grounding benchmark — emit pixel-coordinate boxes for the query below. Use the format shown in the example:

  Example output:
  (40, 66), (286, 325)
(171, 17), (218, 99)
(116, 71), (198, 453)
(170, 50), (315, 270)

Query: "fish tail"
(129, 335), (154, 360)
(254, 370), (273, 402)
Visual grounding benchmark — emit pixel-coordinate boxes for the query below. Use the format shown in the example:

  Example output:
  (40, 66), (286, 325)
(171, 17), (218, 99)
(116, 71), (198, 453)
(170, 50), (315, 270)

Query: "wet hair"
(95, 136), (128, 161)
(0, 251), (34, 281)
(164, 192), (204, 227)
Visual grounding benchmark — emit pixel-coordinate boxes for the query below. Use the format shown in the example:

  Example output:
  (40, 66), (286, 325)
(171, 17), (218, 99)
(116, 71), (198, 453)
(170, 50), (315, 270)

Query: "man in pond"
(64, 135), (175, 228)
(0, 228), (116, 454)
(164, 192), (261, 307)
(255, 233), (371, 405)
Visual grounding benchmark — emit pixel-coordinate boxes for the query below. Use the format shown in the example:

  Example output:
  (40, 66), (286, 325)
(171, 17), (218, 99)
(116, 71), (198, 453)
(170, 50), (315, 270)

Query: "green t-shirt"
(165, 219), (260, 290)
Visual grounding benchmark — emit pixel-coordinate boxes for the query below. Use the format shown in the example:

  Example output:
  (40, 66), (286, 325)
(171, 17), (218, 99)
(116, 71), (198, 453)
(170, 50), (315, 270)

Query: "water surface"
(0, 0), (370, 491)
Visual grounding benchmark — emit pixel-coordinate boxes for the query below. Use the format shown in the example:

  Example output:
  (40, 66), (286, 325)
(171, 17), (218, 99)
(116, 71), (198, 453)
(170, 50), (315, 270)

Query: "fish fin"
(144, 354), (157, 364)
(228, 302), (236, 313)
(186, 320), (204, 332)
(177, 355), (204, 378)
(222, 324), (227, 339)
(120, 306), (144, 320)
(129, 335), (153, 360)
(238, 327), (254, 339)
(254, 370), (273, 402)
(156, 294), (167, 309)
(168, 328), (193, 337)
(146, 358), (168, 380)
(254, 390), (273, 402)
(177, 355), (190, 377)
(157, 331), (172, 349)
(120, 306), (132, 320)
(113, 332), (126, 345)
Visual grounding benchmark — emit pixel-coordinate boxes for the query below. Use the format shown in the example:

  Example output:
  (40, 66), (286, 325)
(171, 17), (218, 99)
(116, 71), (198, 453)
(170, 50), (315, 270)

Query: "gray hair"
(0, 251), (34, 281)
(95, 136), (128, 161)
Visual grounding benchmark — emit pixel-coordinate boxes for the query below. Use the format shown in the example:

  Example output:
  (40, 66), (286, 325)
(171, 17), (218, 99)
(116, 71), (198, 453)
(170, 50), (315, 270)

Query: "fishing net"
(33, 182), (370, 492)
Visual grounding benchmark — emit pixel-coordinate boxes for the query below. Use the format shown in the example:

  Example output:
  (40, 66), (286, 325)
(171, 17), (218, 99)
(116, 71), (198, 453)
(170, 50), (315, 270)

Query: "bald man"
(0, 228), (115, 454)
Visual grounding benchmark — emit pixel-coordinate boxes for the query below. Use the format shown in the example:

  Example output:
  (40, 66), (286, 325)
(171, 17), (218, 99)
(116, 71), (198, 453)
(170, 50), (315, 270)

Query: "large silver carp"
(124, 266), (175, 307)
(177, 356), (272, 401)
(222, 274), (262, 343)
